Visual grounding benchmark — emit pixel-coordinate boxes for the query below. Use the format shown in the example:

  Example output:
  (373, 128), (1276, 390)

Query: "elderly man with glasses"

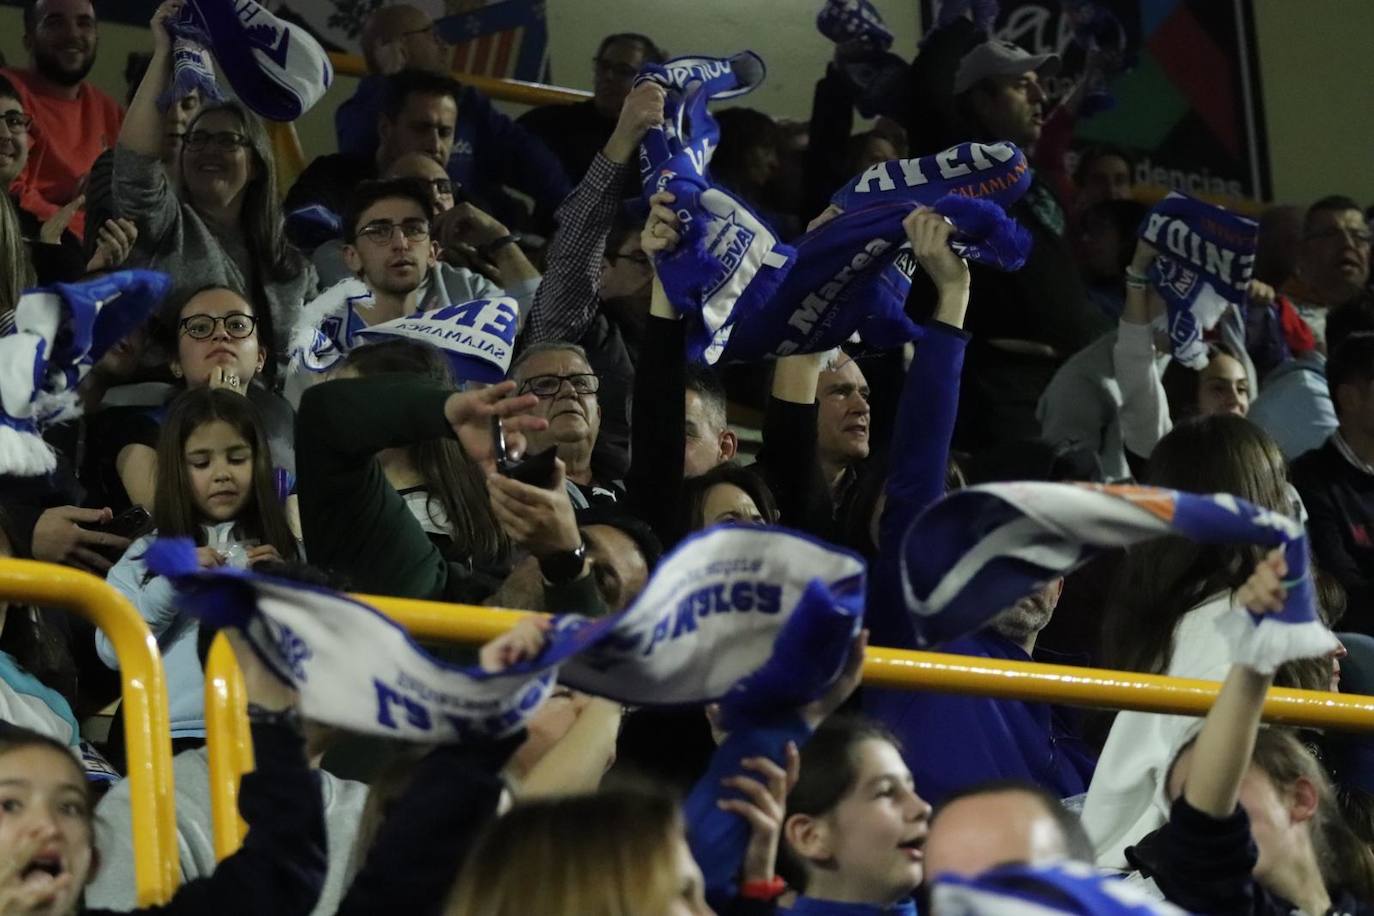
(508, 341), (621, 508)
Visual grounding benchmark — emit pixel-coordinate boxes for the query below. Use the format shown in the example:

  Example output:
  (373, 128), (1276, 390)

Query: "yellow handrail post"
(0, 558), (178, 904)
(325, 51), (591, 108)
(204, 633), (253, 859)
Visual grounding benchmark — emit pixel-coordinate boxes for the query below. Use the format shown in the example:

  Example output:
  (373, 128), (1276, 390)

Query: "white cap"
(953, 39), (1060, 95)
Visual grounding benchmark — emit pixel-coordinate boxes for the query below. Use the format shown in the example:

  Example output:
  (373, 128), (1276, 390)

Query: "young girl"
(776, 716), (930, 915)
(98, 388), (298, 745)
(1131, 548), (1374, 914)
(0, 628), (327, 915)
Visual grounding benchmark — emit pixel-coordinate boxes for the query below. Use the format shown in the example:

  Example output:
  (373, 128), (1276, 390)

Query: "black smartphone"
(85, 505), (152, 541)
(492, 417), (559, 488)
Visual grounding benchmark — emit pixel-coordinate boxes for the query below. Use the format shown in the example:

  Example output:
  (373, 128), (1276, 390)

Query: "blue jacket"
(859, 322), (1096, 802)
(863, 631), (1097, 805)
(334, 76), (572, 227)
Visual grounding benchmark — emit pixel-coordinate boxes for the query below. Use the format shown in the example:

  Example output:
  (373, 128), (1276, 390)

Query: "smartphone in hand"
(492, 417), (559, 488)
(80, 505), (153, 560)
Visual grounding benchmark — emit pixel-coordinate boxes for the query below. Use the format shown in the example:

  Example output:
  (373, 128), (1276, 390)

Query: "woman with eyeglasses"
(112, 0), (317, 377)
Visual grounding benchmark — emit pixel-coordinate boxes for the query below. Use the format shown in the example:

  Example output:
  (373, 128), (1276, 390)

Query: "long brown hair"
(1101, 415), (1292, 675)
(182, 101), (298, 284)
(342, 341), (510, 568)
(0, 191), (34, 314)
(445, 791), (685, 916)
(152, 388), (298, 559)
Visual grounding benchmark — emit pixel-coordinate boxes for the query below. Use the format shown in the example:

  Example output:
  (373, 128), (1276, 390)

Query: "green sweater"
(296, 374), (609, 615)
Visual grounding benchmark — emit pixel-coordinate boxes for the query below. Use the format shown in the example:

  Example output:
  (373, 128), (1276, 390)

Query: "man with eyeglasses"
(517, 33), (665, 183)
(2, 0), (122, 240)
(508, 342), (620, 508)
(286, 178), (540, 403)
(1282, 195), (1373, 353)
(329, 4), (570, 233)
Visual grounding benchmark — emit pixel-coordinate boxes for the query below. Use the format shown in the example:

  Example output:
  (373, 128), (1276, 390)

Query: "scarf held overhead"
(171, 0), (333, 121)
(1138, 192), (1258, 371)
(146, 527), (865, 743)
(899, 482), (1335, 673)
(638, 54), (1033, 365)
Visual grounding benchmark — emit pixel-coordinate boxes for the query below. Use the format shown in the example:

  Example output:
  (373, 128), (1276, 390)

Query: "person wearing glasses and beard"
(517, 33), (666, 183)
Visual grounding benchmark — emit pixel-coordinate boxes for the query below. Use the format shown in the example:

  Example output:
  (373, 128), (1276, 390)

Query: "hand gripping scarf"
(1137, 192), (1258, 370)
(169, 0), (334, 121)
(699, 143), (1033, 364)
(637, 51), (1033, 365)
(0, 271), (171, 476)
(899, 482), (1337, 674)
(145, 526), (864, 743)
(817, 0), (895, 50)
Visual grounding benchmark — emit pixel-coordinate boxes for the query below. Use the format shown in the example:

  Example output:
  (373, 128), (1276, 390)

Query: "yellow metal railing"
(203, 592), (1374, 857)
(326, 51), (591, 108)
(0, 558), (178, 904)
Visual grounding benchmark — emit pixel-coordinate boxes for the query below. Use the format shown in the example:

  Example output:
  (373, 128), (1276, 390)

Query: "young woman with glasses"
(113, 0), (317, 378)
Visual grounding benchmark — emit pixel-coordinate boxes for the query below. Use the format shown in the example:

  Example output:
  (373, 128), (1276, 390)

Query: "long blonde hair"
(445, 792), (685, 916)
(0, 190), (34, 313)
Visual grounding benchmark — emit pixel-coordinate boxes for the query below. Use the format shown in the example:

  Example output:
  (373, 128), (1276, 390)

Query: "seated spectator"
(523, 80), (666, 480)
(334, 5), (570, 231)
(777, 715), (930, 912)
(1291, 331), (1374, 634)
(292, 177), (538, 365)
(0, 75), (82, 283)
(116, 3), (316, 369)
(0, 628), (327, 915)
(712, 107), (799, 239)
(1083, 414), (1336, 868)
(1, 0), (122, 240)
(1282, 195), (1371, 353)
(923, 780), (1096, 881)
(518, 32), (664, 183)
(680, 464), (777, 532)
(1074, 198), (1147, 319)
(1071, 144), (1134, 212)
(382, 151), (456, 214)
(99, 388), (299, 744)
(342, 342), (512, 578)
(865, 580), (1097, 807)
(88, 622), (368, 914)
(116, 285), (293, 512)
(447, 791), (710, 915)
(1251, 293), (1372, 460)
(509, 342), (620, 507)
(1127, 563), (1374, 913)
(926, 35), (1110, 450)
(683, 364), (739, 478)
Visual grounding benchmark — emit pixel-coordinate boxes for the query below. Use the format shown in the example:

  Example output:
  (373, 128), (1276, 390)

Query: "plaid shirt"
(525, 153), (631, 344)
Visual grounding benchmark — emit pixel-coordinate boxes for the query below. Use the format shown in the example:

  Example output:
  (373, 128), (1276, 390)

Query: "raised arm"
(119, 1), (176, 158)
(524, 82), (664, 345)
(1114, 241), (1172, 461)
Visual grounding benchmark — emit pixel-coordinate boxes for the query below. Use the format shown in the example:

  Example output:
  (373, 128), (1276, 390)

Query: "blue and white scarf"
(705, 143), (1031, 363)
(1137, 193), (1258, 371)
(146, 526), (865, 743)
(932, 861), (1189, 915)
(158, 36), (225, 112)
(900, 482), (1336, 673)
(638, 58), (1033, 364)
(817, 0), (895, 50)
(171, 0), (333, 121)
(0, 271), (170, 476)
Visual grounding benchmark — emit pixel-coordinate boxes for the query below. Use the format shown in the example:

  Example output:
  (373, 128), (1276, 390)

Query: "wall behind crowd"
(0, 0), (1366, 207)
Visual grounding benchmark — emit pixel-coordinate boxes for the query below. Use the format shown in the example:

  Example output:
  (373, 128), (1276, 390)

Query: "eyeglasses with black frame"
(184, 130), (252, 152)
(518, 373), (600, 398)
(357, 218), (432, 246)
(0, 111), (32, 134)
(605, 249), (652, 269)
(1304, 225), (1374, 246)
(424, 177), (455, 197)
(179, 313), (257, 340)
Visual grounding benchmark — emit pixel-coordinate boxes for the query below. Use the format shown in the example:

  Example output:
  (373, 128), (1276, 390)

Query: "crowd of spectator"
(1, 0), (1373, 913)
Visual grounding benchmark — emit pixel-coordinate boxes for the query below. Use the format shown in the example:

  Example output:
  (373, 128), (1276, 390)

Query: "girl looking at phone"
(97, 388), (298, 744)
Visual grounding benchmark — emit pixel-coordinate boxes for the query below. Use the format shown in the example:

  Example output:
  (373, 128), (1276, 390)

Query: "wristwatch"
(478, 232), (523, 258)
(538, 541), (587, 585)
